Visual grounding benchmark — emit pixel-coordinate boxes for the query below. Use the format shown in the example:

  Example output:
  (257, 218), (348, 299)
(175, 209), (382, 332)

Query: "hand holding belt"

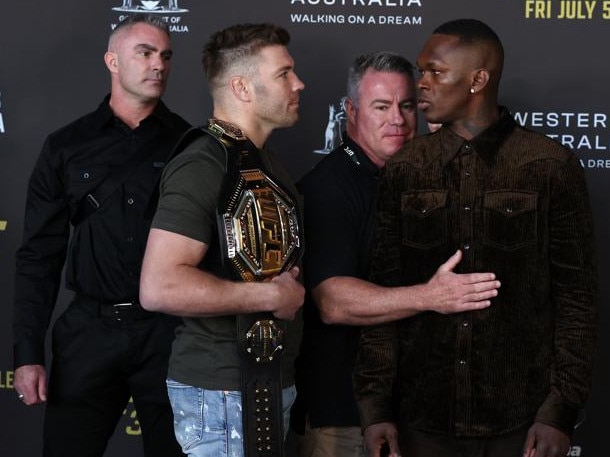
(209, 119), (302, 457)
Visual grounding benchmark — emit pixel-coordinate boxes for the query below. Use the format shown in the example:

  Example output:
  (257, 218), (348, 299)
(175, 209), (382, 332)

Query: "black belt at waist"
(78, 296), (154, 322)
(100, 301), (153, 322)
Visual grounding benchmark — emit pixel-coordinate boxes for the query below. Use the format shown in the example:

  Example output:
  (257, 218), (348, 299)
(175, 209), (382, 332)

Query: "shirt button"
(463, 243), (471, 250)
(459, 359), (467, 365)
(462, 321), (469, 327)
(127, 198), (134, 205)
(465, 170), (471, 177)
(463, 204), (471, 211)
(126, 236), (134, 243)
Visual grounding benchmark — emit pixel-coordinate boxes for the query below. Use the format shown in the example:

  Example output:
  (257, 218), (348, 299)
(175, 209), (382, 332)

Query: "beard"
(252, 81), (299, 129)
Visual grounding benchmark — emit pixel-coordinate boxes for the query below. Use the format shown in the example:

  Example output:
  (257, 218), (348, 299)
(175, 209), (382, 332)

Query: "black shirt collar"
(439, 107), (516, 166)
(90, 94), (176, 131)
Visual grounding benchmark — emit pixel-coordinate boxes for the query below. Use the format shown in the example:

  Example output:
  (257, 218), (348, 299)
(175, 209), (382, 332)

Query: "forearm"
(314, 277), (423, 325)
(140, 228), (303, 318)
(315, 254), (498, 326)
(140, 264), (281, 317)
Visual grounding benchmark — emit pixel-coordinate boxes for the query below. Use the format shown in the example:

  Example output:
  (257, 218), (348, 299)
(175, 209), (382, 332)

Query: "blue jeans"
(167, 379), (296, 457)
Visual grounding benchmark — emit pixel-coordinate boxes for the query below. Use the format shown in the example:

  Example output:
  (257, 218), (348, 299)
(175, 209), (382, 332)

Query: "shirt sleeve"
(152, 136), (226, 244)
(535, 153), (599, 433)
(13, 137), (71, 368)
(353, 321), (399, 429)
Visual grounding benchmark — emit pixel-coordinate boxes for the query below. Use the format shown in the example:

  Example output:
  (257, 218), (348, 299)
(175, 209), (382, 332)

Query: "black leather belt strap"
(77, 296), (153, 322)
(237, 313), (285, 457)
(204, 119), (302, 457)
(99, 301), (153, 322)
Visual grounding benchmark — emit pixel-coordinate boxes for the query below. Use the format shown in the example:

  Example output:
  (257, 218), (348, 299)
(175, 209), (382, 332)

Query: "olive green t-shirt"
(152, 133), (303, 390)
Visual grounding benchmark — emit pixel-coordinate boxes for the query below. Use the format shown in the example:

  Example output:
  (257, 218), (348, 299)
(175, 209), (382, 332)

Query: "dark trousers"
(43, 296), (184, 457)
(400, 425), (530, 457)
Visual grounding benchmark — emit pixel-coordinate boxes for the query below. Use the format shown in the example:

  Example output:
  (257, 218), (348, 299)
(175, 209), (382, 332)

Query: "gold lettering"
(0, 370), (15, 389)
(558, 0), (597, 19)
(525, 0), (552, 18)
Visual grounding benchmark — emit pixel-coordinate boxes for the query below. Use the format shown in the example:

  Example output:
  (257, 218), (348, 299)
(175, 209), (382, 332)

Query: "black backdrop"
(0, 1), (607, 455)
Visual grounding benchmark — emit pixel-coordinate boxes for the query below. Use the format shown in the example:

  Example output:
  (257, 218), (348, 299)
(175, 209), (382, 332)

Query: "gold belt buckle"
(244, 319), (284, 363)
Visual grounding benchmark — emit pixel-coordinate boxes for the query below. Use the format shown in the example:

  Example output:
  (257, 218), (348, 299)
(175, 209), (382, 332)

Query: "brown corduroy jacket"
(354, 109), (599, 436)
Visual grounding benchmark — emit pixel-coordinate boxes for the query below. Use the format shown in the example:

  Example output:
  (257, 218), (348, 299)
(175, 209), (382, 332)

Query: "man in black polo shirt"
(12, 14), (190, 456)
(292, 51), (501, 457)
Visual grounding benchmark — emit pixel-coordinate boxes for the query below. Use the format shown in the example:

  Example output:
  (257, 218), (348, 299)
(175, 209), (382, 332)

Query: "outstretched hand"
(424, 250), (500, 314)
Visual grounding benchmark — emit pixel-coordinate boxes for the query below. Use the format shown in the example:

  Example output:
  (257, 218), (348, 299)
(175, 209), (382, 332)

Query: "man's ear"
(471, 68), (490, 93)
(344, 97), (357, 122)
(230, 76), (251, 101)
(104, 51), (119, 73)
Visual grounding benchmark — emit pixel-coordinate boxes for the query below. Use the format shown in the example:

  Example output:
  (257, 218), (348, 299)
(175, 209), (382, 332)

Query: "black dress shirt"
(294, 135), (380, 428)
(354, 108), (599, 436)
(13, 96), (191, 368)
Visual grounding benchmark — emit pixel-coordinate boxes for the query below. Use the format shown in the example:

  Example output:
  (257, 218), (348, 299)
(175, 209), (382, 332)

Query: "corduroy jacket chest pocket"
(400, 190), (448, 249)
(483, 190), (538, 251)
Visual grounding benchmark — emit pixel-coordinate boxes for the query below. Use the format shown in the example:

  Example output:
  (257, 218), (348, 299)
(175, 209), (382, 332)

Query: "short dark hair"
(433, 18), (503, 59)
(202, 23), (291, 86)
(110, 13), (169, 40)
(346, 51), (414, 106)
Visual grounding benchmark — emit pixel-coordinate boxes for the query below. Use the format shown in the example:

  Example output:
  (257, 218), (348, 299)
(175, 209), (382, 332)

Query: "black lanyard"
(343, 143), (361, 166)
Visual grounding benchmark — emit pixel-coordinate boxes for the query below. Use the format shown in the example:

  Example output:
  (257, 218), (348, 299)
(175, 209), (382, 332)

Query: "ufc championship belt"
(207, 119), (302, 457)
